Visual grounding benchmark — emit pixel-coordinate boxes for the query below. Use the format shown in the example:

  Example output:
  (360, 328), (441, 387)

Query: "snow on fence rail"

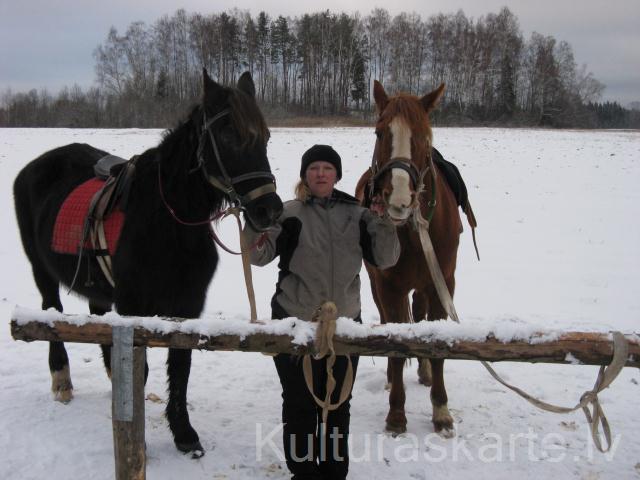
(9, 307), (640, 479)
(10, 307), (640, 367)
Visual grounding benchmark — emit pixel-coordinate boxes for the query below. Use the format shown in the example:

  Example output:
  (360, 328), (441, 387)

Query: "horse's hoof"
(434, 422), (456, 439)
(433, 408), (455, 438)
(53, 388), (73, 404)
(176, 440), (205, 459)
(385, 411), (407, 435)
(51, 366), (73, 403)
(385, 422), (407, 435)
(418, 376), (432, 387)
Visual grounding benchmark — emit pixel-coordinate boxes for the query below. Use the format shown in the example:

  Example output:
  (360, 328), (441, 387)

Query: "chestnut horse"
(356, 81), (476, 437)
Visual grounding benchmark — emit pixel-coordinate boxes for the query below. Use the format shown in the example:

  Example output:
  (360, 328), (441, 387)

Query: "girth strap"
(68, 155), (138, 292)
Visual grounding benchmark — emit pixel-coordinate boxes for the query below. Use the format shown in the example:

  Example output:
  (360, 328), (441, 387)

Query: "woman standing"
(244, 145), (399, 479)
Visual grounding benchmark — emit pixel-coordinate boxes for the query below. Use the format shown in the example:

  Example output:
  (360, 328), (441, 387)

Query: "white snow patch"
(2, 127), (639, 480)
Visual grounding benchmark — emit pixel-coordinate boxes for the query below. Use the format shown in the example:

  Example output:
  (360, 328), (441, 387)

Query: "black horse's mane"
(151, 86), (271, 219)
(160, 87), (269, 152)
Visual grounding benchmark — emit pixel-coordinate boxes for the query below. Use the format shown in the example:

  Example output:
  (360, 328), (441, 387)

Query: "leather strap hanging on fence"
(232, 208), (259, 323)
(481, 333), (628, 453)
(413, 204), (629, 453)
(302, 302), (354, 426)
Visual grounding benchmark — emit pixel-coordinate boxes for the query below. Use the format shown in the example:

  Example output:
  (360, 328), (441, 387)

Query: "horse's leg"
(426, 278), (455, 437)
(371, 273), (394, 391)
(377, 286), (410, 434)
(412, 290), (432, 387)
(166, 348), (203, 457)
(386, 357), (407, 434)
(31, 263), (73, 403)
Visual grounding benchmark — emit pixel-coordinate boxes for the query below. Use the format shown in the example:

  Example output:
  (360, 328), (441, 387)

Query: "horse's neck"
(145, 126), (224, 217)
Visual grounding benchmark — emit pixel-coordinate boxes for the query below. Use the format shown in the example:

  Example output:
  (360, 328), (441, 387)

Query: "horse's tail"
(463, 200), (480, 261)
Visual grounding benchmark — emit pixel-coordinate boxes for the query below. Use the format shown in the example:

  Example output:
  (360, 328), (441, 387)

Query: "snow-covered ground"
(1, 127), (639, 480)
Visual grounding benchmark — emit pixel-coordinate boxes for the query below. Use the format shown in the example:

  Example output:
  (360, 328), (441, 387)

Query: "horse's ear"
(237, 72), (256, 98)
(202, 68), (225, 104)
(373, 80), (388, 114)
(420, 83), (445, 114)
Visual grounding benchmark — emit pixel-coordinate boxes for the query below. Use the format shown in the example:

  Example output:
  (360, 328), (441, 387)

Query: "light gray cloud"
(1, 0), (638, 104)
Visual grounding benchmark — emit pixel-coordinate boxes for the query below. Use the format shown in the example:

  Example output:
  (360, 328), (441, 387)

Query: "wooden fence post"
(111, 326), (146, 479)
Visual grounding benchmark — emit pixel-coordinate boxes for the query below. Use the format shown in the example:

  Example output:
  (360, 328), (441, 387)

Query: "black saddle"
(432, 147), (468, 211)
(91, 154), (138, 215)
(94, 154), (130, 180)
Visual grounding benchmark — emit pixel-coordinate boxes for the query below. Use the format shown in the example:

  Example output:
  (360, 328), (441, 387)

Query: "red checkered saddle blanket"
(51, 178), (125, 256)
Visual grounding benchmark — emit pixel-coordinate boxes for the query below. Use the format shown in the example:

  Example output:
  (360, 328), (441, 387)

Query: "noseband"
(370, 155), (422, 191)
(194, 108), (277, 208)
(368, 139), (438, 223)
(368, 137), (427, 197)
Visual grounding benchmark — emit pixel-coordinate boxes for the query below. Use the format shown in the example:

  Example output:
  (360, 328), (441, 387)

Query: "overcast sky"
(1, 0), (638, 105)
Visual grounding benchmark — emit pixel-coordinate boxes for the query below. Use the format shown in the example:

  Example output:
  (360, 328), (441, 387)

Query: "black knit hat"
(300, 144), (342, 180)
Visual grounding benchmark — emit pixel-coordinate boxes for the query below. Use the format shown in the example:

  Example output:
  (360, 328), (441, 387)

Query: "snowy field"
(1, 126), (639, 479)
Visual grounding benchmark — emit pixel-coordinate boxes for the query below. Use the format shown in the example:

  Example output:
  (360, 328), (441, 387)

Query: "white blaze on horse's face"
(387, 117), (413, 221)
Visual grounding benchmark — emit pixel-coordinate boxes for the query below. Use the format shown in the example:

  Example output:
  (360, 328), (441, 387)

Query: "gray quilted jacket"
(245, 189), (400, 321)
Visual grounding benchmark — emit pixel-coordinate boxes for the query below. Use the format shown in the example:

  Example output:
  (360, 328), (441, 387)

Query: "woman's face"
(305, 161), (337, 198)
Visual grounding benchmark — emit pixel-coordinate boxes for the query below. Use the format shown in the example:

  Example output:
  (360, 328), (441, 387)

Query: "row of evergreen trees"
(1, 7), (638, 128)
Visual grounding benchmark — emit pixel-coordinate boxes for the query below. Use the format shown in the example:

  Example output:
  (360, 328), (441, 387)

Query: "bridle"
(158, 105), (277, 244)
(368, 133), (438, 224)
(193, 108), (277, 208)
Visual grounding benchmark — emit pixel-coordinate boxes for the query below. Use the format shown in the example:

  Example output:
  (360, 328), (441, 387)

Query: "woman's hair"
(294, 179), (311, 201)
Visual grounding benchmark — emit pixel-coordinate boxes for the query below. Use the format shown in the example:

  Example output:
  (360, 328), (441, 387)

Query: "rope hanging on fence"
(302, 302), (354, 426)
(481, 332), (628, 453)
(413, 206), (629, 453)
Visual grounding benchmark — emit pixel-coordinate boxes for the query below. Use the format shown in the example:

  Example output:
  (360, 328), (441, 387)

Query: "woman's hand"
(369, 195), (386, 216)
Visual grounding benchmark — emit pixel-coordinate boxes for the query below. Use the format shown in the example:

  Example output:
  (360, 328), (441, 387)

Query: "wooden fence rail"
(10, 317), (640, 367)
(9, 312), (640, 479)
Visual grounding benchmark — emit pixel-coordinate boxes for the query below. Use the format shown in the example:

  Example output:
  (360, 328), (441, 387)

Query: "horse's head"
(370, 80), (445, 224)
(197, 69), (283, 231)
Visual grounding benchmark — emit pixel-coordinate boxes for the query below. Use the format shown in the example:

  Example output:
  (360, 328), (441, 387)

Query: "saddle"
(51, 154), (137, 288)
(431, 147), (479, 259)
(432, 147), (467, 210)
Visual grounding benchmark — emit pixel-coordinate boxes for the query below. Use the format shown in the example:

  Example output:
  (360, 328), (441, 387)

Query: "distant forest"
(2, 7), (639, 129)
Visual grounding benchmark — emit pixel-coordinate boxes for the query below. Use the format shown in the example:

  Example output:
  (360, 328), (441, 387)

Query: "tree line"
(1, 7), (639, 129)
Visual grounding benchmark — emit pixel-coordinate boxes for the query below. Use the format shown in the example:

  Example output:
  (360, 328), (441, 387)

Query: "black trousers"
(273, 353), (360, 480)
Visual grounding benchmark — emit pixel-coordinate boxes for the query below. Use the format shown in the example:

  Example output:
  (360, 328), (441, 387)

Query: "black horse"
(13, 70), (283, 456)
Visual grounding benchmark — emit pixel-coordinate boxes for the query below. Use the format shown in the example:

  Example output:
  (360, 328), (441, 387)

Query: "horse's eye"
(375, 130), (383, 140)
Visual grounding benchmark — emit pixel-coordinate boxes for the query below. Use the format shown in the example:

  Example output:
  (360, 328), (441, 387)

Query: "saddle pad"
(51, 178), (124, 255)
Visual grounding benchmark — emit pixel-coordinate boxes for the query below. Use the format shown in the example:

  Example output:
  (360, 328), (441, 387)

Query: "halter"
(368, 138), (438, 224)
(194, 108), (277, 208)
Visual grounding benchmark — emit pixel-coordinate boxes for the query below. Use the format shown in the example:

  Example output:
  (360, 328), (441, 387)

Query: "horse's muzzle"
(386, 204), (412, 225)
(243, 192), (283, 231)
(382, 189), (413, 224)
